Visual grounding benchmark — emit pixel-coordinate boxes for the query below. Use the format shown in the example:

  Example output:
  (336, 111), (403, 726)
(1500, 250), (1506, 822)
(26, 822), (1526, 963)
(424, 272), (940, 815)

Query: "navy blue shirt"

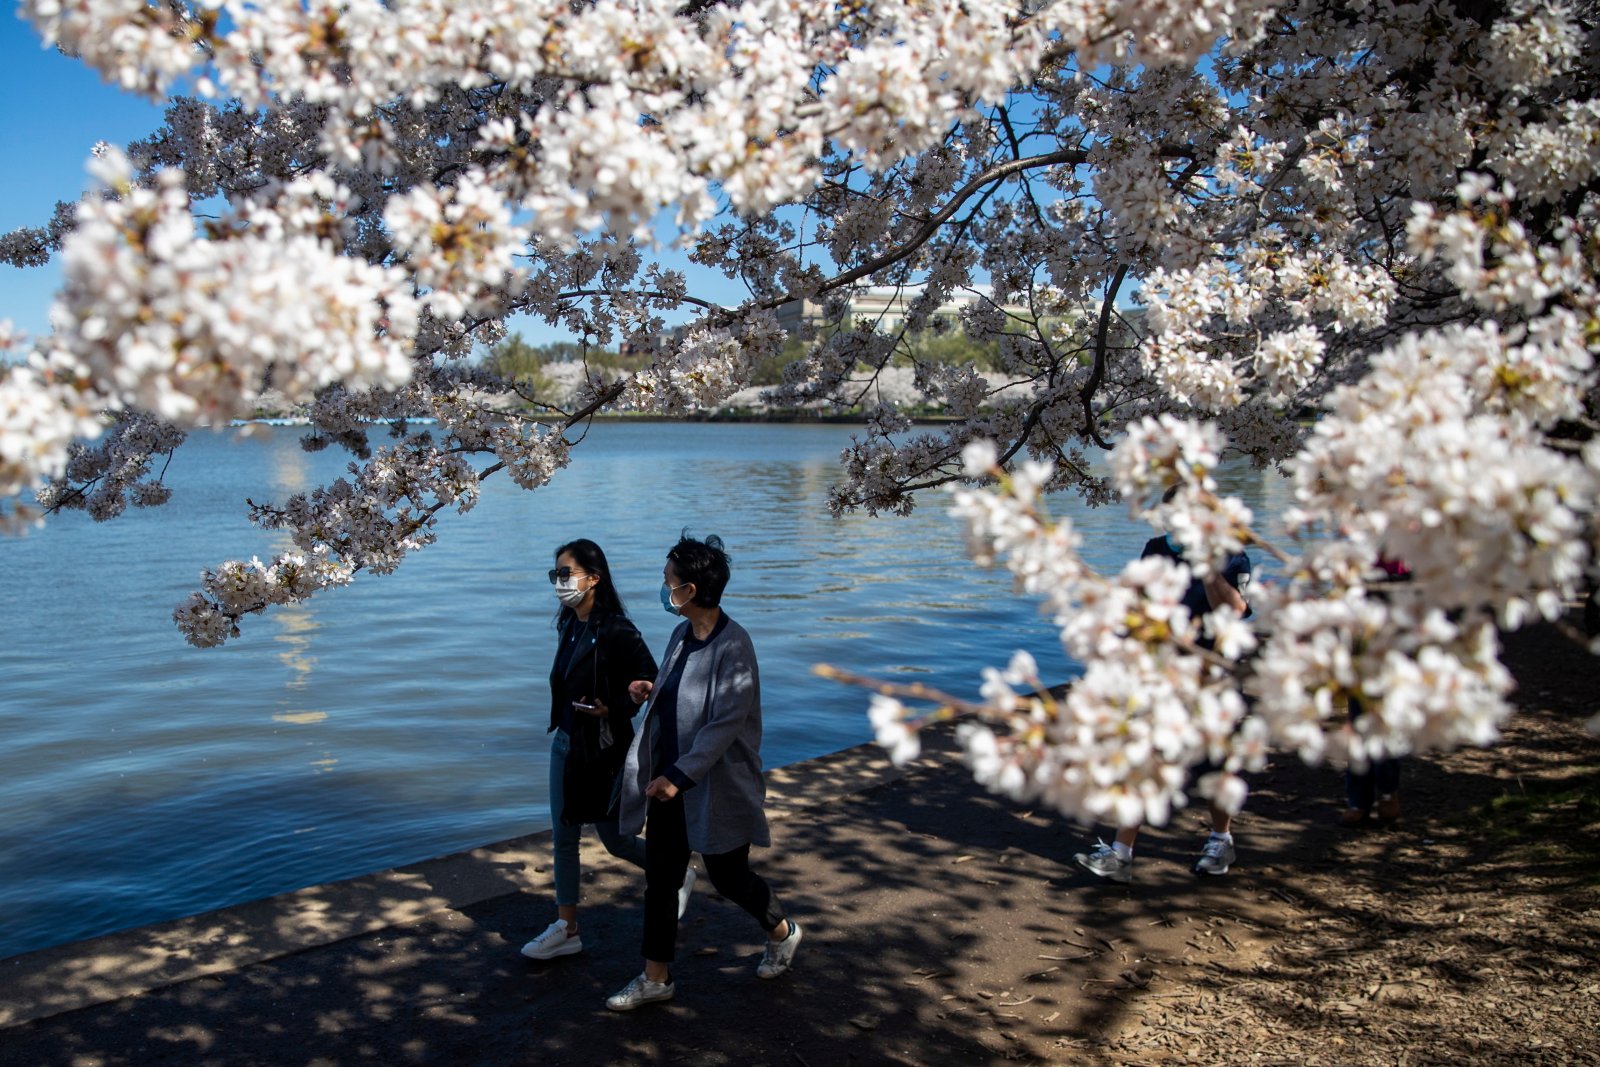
(650, 613), (729, 790)
(551, 616), (593, 735)
(1141, 534), (1253, 635)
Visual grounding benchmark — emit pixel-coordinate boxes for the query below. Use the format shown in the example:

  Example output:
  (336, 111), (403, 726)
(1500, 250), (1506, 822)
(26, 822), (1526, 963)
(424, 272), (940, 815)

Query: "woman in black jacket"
(520, 538), (675, 961)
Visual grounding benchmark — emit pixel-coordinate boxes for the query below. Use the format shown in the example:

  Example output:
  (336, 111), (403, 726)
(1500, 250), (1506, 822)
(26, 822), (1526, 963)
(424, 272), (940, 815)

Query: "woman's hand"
(644, 776), (680, 801)
(628, 679), (654, 705)
(575, 694), (609, 718)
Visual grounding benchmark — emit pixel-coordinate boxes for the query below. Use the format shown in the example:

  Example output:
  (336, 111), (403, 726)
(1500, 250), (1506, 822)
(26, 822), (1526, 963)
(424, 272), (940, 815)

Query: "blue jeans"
(549, 728), (646, 906)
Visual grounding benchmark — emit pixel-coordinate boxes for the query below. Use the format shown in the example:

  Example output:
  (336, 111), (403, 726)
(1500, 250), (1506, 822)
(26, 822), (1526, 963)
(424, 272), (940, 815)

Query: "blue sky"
(0, 14), (169, 341)
(0, 13), (752, 351)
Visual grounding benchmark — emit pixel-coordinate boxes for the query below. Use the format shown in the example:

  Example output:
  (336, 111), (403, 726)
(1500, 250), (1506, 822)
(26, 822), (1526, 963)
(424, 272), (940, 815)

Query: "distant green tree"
(533, 340), (596, 364)
(750, 336), (806, 387)
(484, 333), (544, 383)
(588, 344), (653, 375)
(487, 323), (1015, 399)
(746, 323), (1012, 393)
(485, 334), (624, 383)
(901, 328), (1003, 371)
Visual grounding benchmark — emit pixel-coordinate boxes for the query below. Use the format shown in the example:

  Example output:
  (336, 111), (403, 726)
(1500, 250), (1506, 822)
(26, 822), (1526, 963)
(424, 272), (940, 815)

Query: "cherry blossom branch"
(1082, 264), (1129, 449)
(756, 149), (1091, 311)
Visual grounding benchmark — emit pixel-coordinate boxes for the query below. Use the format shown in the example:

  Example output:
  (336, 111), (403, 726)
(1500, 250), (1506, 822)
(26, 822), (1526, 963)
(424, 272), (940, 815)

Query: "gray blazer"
(618, 614), (770, 854)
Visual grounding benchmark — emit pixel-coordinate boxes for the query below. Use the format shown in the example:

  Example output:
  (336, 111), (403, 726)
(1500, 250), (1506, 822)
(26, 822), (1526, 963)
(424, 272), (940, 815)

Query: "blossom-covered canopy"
(3, 0), (1596, 822)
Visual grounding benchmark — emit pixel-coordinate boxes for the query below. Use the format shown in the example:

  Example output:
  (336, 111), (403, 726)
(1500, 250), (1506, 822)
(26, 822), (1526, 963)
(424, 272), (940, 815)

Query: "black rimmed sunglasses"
(548, 566), (587, 584)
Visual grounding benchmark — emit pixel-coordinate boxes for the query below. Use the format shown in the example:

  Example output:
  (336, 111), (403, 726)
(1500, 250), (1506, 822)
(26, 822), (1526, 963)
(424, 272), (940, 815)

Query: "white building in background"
(775, 282), (1018, 336)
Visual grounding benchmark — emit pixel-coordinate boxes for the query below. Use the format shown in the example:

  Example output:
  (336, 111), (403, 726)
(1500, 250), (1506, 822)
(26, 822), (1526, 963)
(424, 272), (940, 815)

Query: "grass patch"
(1455, 765), (1600, 884)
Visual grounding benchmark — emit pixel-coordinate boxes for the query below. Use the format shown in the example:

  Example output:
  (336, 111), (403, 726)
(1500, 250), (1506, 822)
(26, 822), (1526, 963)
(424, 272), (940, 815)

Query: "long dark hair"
(553, 538), (628, 626)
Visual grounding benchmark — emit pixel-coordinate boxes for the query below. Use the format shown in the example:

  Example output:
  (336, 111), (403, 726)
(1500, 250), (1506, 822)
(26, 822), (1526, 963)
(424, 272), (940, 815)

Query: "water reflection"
(273, 711), (329, 725)
(273, 612), (320, 692)
(265, 437), (332, 745)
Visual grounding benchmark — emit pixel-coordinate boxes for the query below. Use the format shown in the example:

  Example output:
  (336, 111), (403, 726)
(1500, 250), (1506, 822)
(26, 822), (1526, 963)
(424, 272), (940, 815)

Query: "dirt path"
(1088, 619), (1600, 1066)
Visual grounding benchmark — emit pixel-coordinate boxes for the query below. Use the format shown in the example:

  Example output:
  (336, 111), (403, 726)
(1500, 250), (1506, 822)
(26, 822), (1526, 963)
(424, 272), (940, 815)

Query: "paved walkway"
(0, 723), (1348, 1066)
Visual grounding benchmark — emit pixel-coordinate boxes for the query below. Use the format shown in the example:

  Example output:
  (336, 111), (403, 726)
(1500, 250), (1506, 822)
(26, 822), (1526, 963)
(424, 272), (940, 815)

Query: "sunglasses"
(547, 567), (589, 584)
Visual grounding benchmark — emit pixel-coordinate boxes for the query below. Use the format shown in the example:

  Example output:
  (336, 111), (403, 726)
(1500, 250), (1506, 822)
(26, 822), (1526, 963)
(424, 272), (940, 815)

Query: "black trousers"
(643, 795), (785, 963)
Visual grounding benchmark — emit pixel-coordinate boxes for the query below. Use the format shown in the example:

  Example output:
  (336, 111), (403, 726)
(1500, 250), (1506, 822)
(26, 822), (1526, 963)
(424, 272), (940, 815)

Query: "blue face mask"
(661, 581), (689, 615)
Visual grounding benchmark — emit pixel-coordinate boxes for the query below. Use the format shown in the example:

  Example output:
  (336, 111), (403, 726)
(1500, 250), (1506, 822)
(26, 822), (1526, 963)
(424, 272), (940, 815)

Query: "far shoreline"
(232, 411), (965, 427)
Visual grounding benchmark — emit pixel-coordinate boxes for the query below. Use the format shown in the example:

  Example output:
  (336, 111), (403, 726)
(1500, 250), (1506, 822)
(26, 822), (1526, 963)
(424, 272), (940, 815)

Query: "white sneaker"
(678, 866), (697, 920)
(1073, 840), (1133, 884)
(756, 920), (802, 979)
(606, 972), (676, 1011)
(520, 919), (583, 960)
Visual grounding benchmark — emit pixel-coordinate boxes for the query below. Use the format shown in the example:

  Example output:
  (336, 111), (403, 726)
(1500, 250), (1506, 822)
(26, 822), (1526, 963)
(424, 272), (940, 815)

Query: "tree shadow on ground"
(1077, 617), (1600, 1065)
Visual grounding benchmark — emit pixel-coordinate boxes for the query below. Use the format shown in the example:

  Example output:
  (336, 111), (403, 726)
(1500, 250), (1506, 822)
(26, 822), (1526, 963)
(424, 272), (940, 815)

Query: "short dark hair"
(667, 531), (730, 608)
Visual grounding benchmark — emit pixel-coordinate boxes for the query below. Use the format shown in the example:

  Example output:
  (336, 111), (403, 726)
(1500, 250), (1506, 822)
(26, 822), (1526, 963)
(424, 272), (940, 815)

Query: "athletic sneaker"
(520, 919), (583, 960)
(756, 920), (803, 979)
(678, 866), (697, 920)
(1073, 840), (1133, 883)
(1192, 835), (1236, 876)
(606, 972), (676, 1011)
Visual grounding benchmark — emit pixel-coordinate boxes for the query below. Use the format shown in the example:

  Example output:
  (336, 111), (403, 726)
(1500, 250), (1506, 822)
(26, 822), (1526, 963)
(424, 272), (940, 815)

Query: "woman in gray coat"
(605, 533), (802, 1011)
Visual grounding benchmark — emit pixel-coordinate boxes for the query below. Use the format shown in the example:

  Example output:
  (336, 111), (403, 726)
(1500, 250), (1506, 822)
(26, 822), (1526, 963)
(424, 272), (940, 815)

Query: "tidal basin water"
(0, 422), (1290, 959)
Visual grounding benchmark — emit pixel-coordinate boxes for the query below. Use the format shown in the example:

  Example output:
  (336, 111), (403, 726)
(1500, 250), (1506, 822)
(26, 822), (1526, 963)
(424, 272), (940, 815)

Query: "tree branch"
(1081, 264), (1128, 449)
(757, 149), (1091, 313)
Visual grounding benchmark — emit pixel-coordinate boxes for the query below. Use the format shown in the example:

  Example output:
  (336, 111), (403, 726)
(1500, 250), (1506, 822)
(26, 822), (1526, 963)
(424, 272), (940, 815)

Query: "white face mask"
(554, 580), (586, 607)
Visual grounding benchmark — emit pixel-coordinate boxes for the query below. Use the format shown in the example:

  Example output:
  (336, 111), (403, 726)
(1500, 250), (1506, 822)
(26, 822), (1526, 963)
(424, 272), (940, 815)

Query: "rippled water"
(0, 422), (1290, 959)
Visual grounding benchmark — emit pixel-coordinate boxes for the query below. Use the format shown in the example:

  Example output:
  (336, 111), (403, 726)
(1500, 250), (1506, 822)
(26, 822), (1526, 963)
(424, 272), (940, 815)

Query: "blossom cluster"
(174, 550), (357, 649)
(491, 420), (572, 491)
(1137, 250), (1396, 411)
(922, 437), (1266, 827)
(35, 411), (187, 522)
(868, 165), (1599, 821)
(174, 441), (482, 646)
(626, 312), (785, 415)
(0, 336), (104, 532)
(1251, 596), (1514, 771)
(384, 171), (527, 320)
(45, 150), (418, 434)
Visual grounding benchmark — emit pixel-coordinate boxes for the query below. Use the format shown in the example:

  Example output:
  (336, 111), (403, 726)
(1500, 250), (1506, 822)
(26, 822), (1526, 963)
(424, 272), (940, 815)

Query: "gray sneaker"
(606, 972), (676, 1011)
(1073, 840), (1132, 883)
(1193, 835), (1236, 876)
(756, 920), (802, 979)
